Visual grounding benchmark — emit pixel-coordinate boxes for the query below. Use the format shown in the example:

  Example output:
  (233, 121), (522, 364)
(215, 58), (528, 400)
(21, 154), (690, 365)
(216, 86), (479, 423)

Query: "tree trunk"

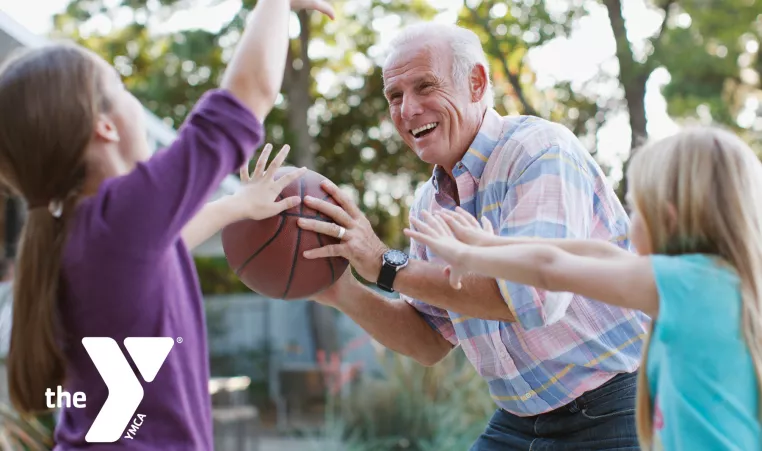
(285, 11), (317, 170)
(602, 0), (650, 201)
(284, 11), (340, 358)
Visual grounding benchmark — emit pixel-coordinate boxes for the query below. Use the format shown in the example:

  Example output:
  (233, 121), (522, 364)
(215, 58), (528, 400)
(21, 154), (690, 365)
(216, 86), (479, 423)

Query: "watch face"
(384, 250), (408, 266)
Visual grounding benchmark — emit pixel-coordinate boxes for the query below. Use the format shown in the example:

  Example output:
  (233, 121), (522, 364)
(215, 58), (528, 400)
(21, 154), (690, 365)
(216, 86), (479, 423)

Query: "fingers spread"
(254, 143), (273, 178)
(240, 163), (251, 183)
(297, 218), (344, 238)
(266, 144), (291, 176)
(304, 196), (353, 226)
(277, 167), (308, 191)
(275, 196), (301, 213)
(304, 243), (344, 259)
(411, 215), (438, 237)
(320, 179), (363, 219)
(481, 216), (495, 234)
(403, 228), (435, 248)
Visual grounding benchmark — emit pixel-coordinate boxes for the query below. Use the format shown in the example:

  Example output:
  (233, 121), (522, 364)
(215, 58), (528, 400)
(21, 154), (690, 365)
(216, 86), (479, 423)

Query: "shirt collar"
(431, 108), (503, 191)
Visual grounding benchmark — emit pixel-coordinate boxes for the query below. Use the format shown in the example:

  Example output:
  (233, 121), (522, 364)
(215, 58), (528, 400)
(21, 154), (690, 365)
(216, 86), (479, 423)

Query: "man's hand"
(290, 0), (335, 19)
(297, 180), (388, 283)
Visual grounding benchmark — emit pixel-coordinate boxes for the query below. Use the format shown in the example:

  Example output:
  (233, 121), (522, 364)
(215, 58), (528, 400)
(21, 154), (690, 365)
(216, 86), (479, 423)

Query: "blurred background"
(0, 0), (758, 449)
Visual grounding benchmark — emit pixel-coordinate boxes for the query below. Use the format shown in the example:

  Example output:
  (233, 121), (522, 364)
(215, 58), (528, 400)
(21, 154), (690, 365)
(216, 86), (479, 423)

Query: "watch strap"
(377, 261), (397, 292)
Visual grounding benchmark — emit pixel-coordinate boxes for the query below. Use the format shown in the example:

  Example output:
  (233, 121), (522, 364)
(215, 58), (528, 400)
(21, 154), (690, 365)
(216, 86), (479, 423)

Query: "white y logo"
(81, 337), (174, 443)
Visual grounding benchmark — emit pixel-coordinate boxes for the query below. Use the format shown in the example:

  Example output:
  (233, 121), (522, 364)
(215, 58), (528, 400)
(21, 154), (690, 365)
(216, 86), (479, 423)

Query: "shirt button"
(457, 162), (464, 169)
(523, 393), (532, 400)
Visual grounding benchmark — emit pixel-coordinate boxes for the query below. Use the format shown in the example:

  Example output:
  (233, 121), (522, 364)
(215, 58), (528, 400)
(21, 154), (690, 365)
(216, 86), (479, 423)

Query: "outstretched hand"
(229, 143), (308, 221)
(439, 207), (496, 246)
(290, 0), (335, 19)
(404, 211), (473, 289)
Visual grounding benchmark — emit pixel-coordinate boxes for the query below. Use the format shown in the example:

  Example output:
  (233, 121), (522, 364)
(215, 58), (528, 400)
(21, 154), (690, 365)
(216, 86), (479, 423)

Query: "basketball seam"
(281, 179), (304, 299)
(234, 215), (286, 276)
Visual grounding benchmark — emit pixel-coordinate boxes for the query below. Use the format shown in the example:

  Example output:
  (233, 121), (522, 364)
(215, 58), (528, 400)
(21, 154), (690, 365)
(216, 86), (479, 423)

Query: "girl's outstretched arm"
(405, 213), (659, 317)
(441, 207), (632, 259)
(459, 244), (658, 317)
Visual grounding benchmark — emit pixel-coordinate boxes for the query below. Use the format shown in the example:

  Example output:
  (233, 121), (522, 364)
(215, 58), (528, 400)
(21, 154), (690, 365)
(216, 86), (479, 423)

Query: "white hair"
(384, 22), (495, 109)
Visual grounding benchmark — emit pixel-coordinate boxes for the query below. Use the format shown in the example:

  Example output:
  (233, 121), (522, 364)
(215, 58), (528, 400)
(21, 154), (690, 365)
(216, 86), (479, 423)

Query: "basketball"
(221, 167), (349, 300)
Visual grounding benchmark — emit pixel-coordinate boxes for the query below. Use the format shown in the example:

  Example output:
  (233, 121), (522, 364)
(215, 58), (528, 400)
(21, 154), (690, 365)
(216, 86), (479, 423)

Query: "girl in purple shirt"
(0, 0), (333, 448)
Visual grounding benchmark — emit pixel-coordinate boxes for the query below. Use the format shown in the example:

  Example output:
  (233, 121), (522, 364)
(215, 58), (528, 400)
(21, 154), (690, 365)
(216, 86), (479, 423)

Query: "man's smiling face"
(383, 37), (478, 169)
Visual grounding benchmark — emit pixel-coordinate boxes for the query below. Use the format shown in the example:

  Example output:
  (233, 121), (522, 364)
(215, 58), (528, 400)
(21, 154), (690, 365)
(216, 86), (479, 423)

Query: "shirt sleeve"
(88, 89), (263, 254)
(495, 142), (597, 330)
(403, 200), (458, 346)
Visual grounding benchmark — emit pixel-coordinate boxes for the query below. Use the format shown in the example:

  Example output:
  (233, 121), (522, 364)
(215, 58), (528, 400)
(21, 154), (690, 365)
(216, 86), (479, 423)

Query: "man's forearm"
(393, 260), (515, 322)
(333, 281), (452, 366)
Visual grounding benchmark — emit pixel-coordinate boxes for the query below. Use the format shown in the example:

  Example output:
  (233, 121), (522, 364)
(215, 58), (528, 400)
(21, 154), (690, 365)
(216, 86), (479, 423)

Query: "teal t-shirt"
(647, 254), (760, 450)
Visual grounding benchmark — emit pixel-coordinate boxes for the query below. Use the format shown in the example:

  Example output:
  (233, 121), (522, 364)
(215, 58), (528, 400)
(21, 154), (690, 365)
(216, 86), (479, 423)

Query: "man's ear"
(94, 114), (120, 143)
(469, 63), (489, 103)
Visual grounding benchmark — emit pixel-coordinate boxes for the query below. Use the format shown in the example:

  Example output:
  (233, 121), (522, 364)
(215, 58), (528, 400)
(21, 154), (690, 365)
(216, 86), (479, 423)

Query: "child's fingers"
(445, 266), (463, 290)
(433, 214), (454, 237)
(481, 217), (494, 234)
(265, 144), (291, 176)
(444, 208), (475, 229)
(442, 215), (471, 239)
(455, 206), (480, 228)
(274, 196), (302, 213)
(276, 167), (307, 191)
(410, 216), (438, 238)
(420, 211), (444, 236)
(403, 228), (435, 247)
(240, 163), (251, 183)
(254, 143), (273, 178)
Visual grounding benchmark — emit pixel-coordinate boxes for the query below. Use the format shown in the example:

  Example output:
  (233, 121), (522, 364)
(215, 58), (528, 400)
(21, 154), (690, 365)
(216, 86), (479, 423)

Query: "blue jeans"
(470, 372), (640, 450)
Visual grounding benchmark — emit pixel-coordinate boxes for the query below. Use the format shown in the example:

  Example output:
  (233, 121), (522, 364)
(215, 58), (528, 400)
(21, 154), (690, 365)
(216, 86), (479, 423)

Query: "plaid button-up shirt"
(404, 108), (649, 416)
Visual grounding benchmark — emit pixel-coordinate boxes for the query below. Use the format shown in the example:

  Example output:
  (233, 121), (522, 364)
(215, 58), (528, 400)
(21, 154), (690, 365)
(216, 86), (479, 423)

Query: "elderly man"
(298, 22), (648, 449)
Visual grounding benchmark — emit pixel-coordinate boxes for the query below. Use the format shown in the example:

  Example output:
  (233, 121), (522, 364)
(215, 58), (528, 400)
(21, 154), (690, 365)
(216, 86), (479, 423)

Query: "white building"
(0, 9), (236, 257)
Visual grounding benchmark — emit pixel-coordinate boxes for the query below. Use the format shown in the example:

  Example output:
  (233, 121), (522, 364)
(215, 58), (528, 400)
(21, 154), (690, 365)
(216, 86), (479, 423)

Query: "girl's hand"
(229, 143), (307, 221)
(404, 211), (472, 290)
(290, 0), (335, 19)
(439, 207), (496, 246)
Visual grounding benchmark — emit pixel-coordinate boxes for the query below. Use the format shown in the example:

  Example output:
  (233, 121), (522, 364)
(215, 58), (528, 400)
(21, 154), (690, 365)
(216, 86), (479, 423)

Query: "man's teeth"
(412, 122), (438, 137)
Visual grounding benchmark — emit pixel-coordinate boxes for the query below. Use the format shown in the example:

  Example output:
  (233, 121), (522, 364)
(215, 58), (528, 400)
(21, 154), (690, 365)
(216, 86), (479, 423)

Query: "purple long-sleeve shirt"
(53, 90), (262, 450)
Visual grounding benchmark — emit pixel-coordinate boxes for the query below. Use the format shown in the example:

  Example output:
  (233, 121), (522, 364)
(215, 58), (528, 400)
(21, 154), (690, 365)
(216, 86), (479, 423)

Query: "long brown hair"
(0, 44), (109, 415)
(627, 127), (762, 448)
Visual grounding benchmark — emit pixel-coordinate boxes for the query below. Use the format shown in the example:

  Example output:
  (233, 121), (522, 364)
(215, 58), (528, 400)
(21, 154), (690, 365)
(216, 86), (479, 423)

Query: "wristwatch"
(377, 249), (409, 292)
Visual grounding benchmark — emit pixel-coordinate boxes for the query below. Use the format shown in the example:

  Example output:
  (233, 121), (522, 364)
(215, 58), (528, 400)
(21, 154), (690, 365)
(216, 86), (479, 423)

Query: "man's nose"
(401, 94), (424, 121)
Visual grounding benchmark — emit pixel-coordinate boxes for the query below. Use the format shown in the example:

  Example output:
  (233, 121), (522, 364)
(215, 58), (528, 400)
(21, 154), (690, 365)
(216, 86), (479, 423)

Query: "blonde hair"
(626, 126), (762, 448)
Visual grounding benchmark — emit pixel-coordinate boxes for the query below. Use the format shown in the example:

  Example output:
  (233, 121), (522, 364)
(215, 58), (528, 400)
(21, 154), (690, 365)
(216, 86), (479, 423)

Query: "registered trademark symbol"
(176, 337), (183, 343)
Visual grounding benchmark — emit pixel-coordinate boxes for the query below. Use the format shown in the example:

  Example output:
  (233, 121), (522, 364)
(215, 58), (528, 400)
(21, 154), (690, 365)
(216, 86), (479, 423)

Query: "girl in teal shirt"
(405, 127), (762, 450)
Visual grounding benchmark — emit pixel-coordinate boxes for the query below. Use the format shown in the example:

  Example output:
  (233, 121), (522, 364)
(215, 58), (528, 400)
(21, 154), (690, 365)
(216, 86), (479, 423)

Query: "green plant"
(0, 403), (54, 450)
(194, 256), (250, 295)
(305, 350), (495, 450)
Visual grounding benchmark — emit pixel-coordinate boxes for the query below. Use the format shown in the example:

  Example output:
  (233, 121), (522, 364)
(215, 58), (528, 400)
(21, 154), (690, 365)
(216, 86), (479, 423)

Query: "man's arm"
(393, 260), (515, 321)
(314, 272), (453, 366)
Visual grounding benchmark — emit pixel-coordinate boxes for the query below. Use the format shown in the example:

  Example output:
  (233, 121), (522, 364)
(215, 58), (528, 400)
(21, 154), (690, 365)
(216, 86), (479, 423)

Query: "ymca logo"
(57, 337), (174, 443)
